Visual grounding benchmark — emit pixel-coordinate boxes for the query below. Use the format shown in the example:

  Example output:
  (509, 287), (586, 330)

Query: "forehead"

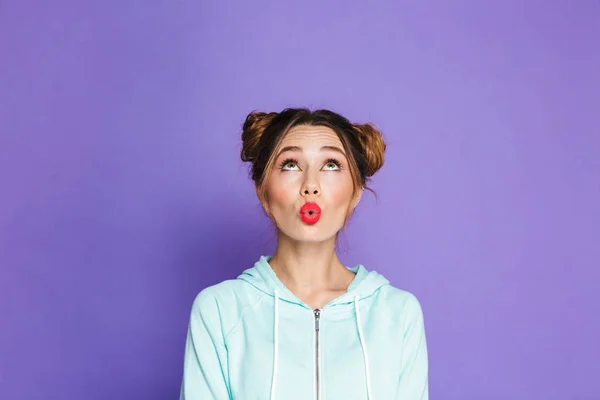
(280, 125), (342, 147)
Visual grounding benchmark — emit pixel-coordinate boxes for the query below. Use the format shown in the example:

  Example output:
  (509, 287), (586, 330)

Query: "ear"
(352, 187), (364, 210)
(255, 185), (270, 214)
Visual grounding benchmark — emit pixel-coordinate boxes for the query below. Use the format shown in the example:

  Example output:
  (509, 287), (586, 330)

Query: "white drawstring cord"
(270, 290), (280, 399)
(271, 293), (371, 399)
(355, 296), (373, 400)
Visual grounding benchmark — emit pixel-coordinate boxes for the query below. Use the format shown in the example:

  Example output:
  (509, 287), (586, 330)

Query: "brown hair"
(240, 108), (386, 221)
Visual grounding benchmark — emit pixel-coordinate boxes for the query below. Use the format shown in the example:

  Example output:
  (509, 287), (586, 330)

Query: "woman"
(179, 108), (429, 399)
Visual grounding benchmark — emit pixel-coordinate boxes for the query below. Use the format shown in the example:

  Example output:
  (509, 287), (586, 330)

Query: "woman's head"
(240, 108), (386, 243)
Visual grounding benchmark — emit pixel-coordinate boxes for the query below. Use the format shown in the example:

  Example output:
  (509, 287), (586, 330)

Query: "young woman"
(179, 108), (429, 399)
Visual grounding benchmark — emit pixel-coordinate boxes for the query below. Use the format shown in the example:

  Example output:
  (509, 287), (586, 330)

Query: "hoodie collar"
(237, 255), (390, 309)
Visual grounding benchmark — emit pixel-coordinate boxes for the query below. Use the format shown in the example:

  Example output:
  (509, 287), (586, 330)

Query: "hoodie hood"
(238, 255), (391, 308)
(237, 255), (391, 399)
(180, 255), (429, 400)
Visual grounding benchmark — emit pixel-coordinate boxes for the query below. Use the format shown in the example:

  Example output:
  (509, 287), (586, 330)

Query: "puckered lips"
(299, 202), (321, 225)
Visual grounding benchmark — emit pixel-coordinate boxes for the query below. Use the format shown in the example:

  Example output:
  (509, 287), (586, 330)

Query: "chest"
(225, 305), (404, 400)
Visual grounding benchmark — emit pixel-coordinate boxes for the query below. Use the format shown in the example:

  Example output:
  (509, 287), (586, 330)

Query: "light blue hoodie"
(179, 256), (428, 399)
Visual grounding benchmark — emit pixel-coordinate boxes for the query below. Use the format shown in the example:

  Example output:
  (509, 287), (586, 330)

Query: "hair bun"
(353, 123), (386, 177)
(241, 111), (278, 162)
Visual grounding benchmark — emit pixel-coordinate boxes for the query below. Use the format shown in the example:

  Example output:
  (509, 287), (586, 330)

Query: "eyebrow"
(277, 145), (346, 157)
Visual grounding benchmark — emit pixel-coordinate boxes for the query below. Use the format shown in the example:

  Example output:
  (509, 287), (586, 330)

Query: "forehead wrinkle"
(278, 126), (345, 156)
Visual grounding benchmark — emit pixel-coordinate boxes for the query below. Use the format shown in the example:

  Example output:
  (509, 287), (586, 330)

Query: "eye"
(322, 158), (342, 171)
(279, 158), (300, 171)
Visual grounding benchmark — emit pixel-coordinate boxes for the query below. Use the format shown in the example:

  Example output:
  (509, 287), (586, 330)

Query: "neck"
(269, 232), (349, 293)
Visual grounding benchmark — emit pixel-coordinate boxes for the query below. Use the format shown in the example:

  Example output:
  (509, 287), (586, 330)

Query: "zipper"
(314, 309), (321, 400)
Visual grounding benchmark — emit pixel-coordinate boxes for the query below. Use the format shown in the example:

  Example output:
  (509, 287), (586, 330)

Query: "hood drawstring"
(270, 290), (280, 399)
(271, 292), (372, 400)
(355, 296), (373, 400)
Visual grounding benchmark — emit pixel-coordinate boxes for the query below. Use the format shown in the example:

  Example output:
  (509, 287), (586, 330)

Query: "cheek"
(268, 186), (289, 206)
(322, 173), (355, 205)
(265, 172), (299, 207)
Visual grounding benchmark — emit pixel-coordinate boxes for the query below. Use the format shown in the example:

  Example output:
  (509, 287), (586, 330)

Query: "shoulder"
(187, 279), (263, 334)
(191, 279), (257, 312)
(192, 279), (245, 301)
(376, 284), (426, 323)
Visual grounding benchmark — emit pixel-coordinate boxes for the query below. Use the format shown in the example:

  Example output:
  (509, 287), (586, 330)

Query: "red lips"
(299, 202), (321, 225)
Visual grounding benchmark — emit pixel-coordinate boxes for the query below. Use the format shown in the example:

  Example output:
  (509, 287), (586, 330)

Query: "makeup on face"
(299, 202), (321, 224)
(264, 126), (356, 242)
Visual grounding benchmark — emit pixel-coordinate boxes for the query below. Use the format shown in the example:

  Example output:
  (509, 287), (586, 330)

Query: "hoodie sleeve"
(179, 291), (231, 400)
(397, 293), (429, 399)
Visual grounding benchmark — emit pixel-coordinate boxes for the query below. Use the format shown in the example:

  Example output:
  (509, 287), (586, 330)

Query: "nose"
(300, 174), (320, 197)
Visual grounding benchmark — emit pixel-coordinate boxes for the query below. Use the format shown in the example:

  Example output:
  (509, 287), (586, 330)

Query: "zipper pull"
(314, 309), (321, 331)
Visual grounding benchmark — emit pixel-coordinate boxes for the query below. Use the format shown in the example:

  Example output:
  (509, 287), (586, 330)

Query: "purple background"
(1, 1), (599, 399)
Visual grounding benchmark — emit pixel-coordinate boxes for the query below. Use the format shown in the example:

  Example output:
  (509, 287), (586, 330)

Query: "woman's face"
(263, 125), (362, 243)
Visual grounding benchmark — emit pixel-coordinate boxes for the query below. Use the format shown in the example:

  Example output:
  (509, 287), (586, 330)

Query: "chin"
(273, 215), (344, 243)
(281, 225), (341, 244)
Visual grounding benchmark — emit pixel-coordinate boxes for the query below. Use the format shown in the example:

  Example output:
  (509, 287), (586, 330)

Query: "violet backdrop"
(1, 1), (599, 399)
